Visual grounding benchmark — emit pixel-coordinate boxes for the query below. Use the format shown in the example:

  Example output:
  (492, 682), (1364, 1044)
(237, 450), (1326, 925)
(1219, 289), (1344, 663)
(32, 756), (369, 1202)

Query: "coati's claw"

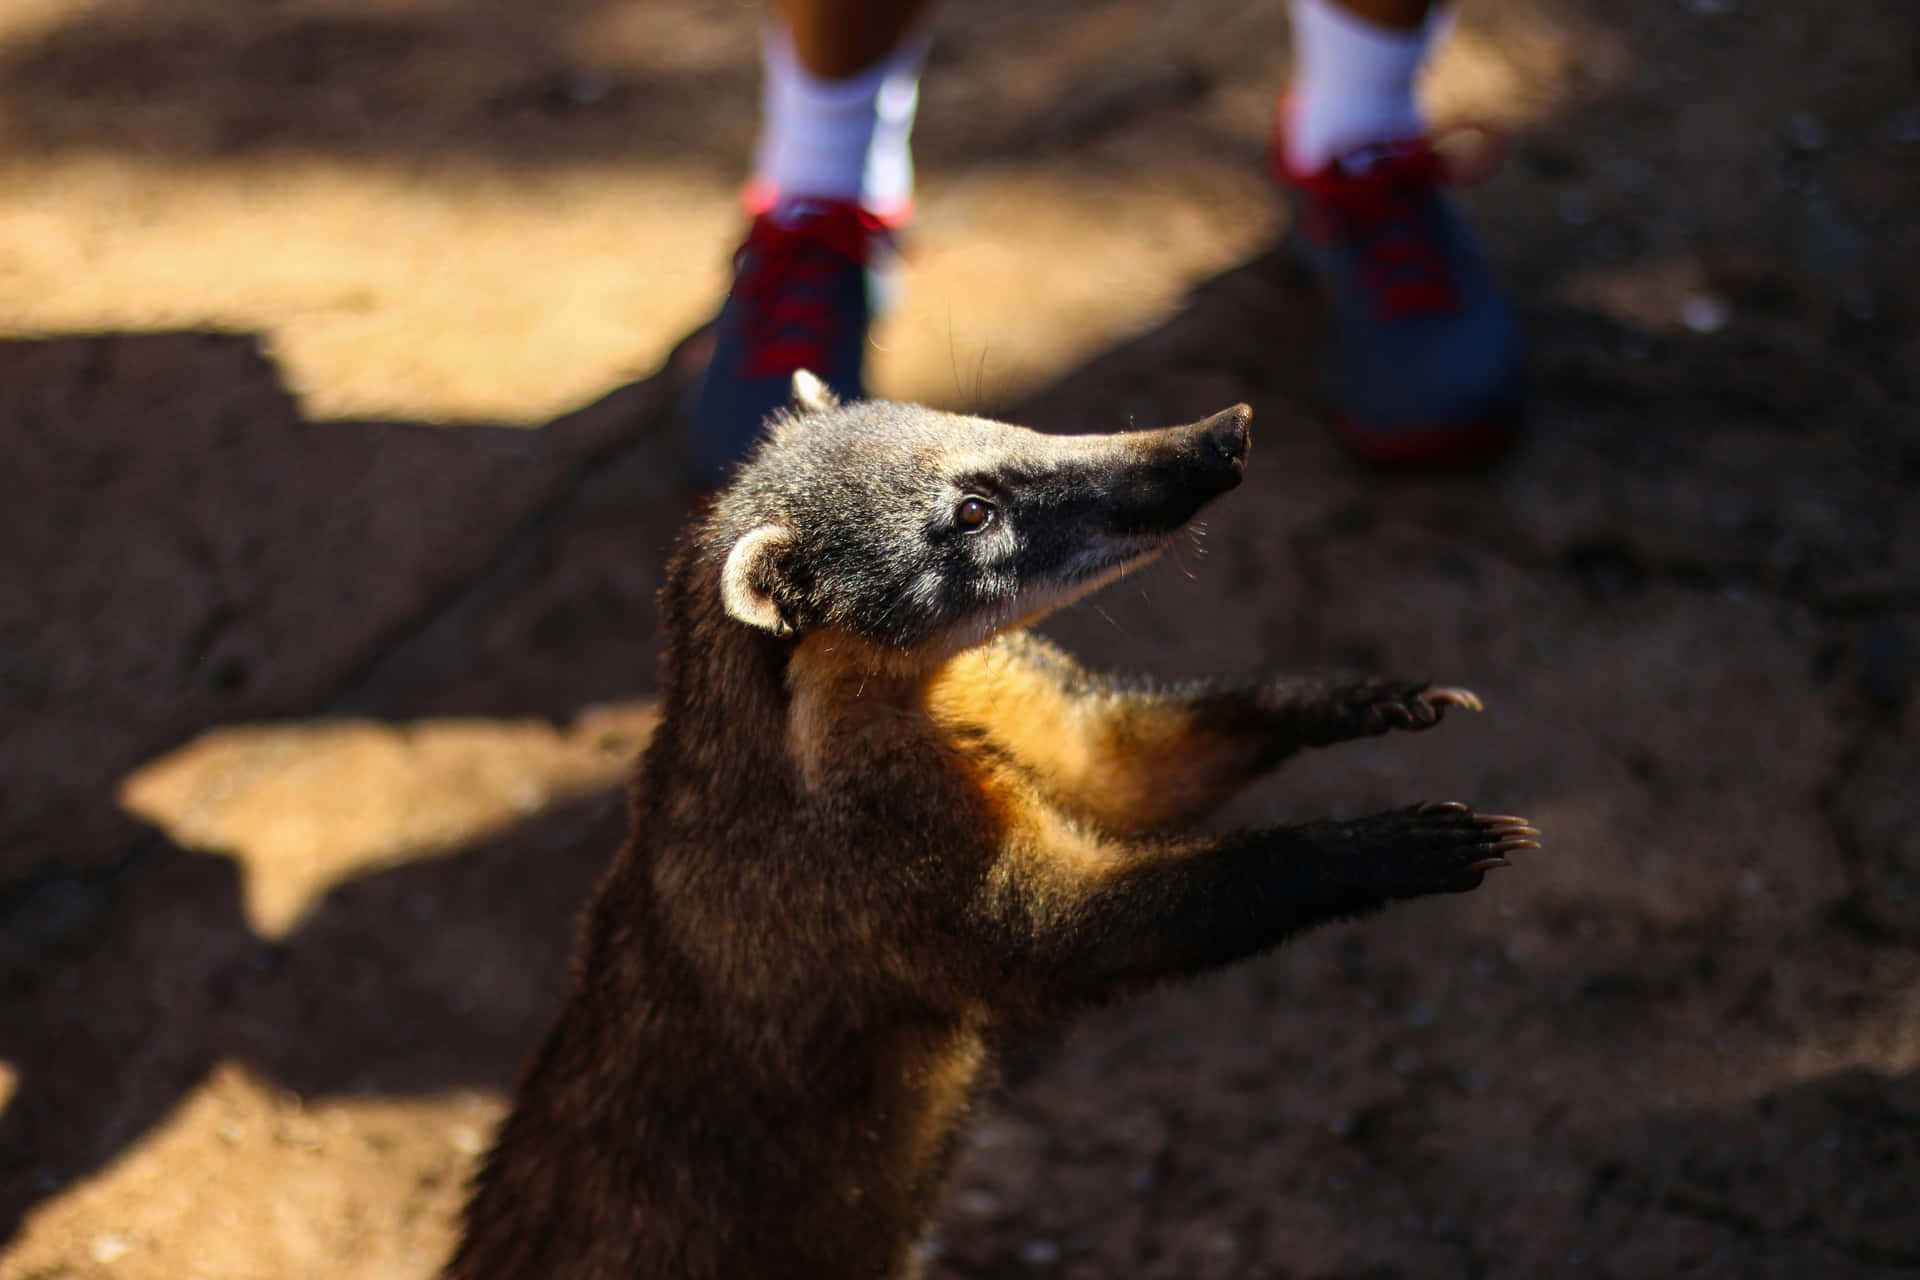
(1424, 686), (1484, 713)
(1343, 681), (1481, 739)
(1338, 803), (1541, 900)
(1486, 815), (1541, 852)
(1481, 813), (1542, 858)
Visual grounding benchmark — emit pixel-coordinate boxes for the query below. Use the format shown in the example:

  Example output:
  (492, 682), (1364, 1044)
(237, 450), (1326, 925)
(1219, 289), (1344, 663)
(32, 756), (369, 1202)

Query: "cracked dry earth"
(2, 0), (1918, 1277)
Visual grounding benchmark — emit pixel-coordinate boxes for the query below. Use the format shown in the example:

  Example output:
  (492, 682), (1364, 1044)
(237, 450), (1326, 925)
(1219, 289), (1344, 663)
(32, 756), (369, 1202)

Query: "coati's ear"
(721, 524), (798, 636)
(789, 369), (838, 416)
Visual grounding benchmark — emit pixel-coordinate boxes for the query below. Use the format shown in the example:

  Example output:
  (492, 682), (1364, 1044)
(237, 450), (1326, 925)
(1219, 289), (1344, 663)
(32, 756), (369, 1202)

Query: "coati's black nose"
(1197, 403), (1252, 474)
(1169, 402), (1252, 496)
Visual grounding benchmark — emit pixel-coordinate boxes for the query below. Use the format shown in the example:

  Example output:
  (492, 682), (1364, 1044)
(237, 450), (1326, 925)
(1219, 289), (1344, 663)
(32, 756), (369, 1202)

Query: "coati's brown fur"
(446, 375), (1538, 1280)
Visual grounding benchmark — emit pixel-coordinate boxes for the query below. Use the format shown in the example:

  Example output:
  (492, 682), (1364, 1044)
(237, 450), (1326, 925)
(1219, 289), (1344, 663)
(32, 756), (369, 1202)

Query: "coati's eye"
(955, 495), (995, 531)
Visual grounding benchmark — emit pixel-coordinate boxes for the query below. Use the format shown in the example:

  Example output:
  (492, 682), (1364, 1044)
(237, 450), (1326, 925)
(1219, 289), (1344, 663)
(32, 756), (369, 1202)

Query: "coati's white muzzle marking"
(957, 535), (1169, 652)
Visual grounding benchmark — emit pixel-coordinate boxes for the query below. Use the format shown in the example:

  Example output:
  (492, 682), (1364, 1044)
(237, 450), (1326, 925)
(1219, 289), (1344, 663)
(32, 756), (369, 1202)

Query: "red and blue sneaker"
(686, 197), (895, 489)
(1274, 121), (1525, 465)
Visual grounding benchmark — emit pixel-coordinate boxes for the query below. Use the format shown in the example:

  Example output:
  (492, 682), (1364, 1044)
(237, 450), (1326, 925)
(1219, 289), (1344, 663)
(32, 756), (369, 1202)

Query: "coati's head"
(708, 371), (1251, 664)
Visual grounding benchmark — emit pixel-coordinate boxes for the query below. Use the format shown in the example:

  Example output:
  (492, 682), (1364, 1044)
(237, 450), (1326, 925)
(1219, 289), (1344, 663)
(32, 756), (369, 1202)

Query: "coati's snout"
(712, 381), (1254, 652)
(1097, 403), (1251, 539)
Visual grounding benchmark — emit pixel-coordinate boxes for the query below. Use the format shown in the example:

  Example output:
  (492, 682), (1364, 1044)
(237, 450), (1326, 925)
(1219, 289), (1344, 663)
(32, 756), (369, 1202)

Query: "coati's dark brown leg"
(1250, 676), (1483, 748)
(931, 632), (1482, 836)
(989, 803), (1539, 1006)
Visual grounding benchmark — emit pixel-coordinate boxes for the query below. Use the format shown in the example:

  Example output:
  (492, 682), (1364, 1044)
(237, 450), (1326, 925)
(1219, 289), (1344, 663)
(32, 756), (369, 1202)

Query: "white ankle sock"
(1286, 0), (1446, 171)
(753, 26), (928, 219)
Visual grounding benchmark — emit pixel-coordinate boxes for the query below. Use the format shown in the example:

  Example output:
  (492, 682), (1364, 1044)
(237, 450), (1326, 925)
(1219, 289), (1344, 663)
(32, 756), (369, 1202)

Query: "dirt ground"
(2, 0), (1917, 1276)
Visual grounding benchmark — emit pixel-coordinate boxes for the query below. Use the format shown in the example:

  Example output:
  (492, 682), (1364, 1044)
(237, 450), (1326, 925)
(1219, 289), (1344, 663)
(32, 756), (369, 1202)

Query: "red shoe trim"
(731, 199), (889, 379)
(739, 178), (913, 228)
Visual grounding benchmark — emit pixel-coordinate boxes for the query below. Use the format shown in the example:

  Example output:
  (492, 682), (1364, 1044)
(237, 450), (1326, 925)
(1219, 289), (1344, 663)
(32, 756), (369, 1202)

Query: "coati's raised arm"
(977, 797), (1536, 1011)
(929, 630), (1483, 838)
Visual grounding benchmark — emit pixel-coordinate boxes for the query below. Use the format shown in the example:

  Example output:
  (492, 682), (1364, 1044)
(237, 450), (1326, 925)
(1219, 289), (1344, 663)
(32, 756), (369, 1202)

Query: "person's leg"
(1286, 0), (1435, 172)
(751, 0), (933, 220)
(774, 0), (933, 79)
(1278, 0), (1526, 465)
(687, 1), (933, 490)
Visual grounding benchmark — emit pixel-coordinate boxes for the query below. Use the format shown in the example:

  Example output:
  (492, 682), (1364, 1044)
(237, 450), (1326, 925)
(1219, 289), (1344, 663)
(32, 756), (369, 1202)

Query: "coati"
(446, 373), (1538, 1280)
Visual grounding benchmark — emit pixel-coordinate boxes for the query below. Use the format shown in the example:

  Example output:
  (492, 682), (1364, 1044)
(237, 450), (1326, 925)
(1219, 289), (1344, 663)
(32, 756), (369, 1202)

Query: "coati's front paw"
(1338, 681), (1483, 738)
(1339, 801), (1539, 899)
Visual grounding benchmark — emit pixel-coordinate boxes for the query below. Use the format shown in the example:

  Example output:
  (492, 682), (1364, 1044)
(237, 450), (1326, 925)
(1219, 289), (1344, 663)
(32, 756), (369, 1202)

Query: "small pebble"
(955, 1189), (998, 1217)
(1020, 1239), (1062, 1266)
(1680, 294), (1730, 334)
(91, 1232), (133, 1265)
(1684, 0), (1733, 13)
(1555, 189), (1595, 226)
(971, 1120), (1023, 1150)
(509, 778), (546, 814)
(1787, 112), (1827, 152)
(564, 70), (613, 106)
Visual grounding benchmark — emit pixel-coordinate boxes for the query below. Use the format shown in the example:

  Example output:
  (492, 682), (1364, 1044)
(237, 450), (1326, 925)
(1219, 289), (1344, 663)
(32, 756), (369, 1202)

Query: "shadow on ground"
(0, 0), (1261, 178)
(0, 324), (691, 1243)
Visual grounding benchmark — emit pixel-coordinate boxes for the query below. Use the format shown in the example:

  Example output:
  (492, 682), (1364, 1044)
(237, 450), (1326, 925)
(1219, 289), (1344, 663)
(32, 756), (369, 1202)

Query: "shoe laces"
(1292, 126), (1503, 323)
(731, 199), (888, 378)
